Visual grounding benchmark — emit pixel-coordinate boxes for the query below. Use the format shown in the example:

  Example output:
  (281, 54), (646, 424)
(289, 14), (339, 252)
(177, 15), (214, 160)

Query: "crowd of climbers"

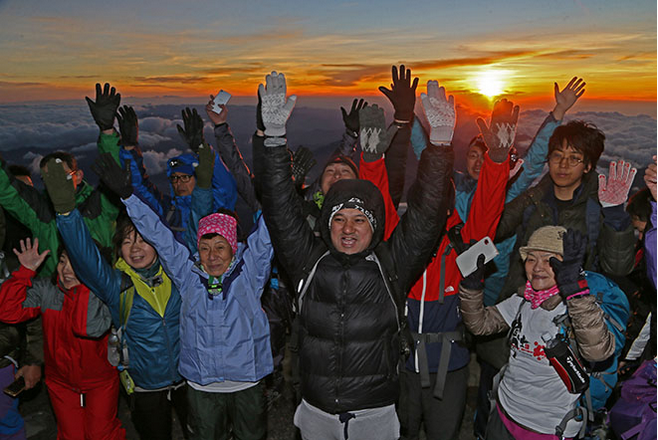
(0, 65), (654, 440)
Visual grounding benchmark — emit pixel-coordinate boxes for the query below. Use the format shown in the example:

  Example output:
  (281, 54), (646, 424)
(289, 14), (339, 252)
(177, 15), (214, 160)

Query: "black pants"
(474, 359), (499, 439)
(398, 366), (468, 440)
(484, 404), (514, 440)
(131, 383), (189, 440)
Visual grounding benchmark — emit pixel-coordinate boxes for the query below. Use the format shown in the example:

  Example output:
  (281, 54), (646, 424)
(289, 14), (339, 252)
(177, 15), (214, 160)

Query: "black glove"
(91, 154), (133, 199)
(41, 159), (76, 214)
(378, 65), (418, 123)
(117, 105), (139, 147)
(341, 98), (368, 137)
(550, 229), (589, 300)
(461, 254), (486, 291)
(291, 146), (316, 188)
(195, 143), (215, 189)
(177, 107), (205, 153)
(85, 83), (121, 131)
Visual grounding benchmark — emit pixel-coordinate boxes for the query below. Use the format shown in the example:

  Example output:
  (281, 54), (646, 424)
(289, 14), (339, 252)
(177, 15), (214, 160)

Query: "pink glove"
(598, 160), (637, 207)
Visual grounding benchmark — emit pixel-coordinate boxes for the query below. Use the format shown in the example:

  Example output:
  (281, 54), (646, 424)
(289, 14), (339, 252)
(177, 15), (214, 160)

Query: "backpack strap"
(295, 247), (330, 314)
(165, 204), (186, 233)
(412, 330), (463, 399)
(118, 273), (134, 368)
(555, 406), (588, 439)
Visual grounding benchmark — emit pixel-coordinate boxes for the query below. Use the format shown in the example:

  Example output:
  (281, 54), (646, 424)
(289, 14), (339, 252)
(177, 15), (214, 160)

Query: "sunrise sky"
(0, 0), (655, 115)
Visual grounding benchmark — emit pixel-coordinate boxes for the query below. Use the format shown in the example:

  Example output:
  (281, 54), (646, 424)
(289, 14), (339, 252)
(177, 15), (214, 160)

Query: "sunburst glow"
(476, 71), (505, 98)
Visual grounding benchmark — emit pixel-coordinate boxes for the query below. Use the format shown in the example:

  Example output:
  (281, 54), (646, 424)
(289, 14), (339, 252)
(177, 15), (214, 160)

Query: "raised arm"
(644, 156), (657, 288)
(86, 82), (122, 165)
(459, 257), (510, 335)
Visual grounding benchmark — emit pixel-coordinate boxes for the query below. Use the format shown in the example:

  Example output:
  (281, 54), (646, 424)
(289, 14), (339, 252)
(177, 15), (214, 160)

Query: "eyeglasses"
(547, 152), (585, 167)
(169, 174), (193, 183)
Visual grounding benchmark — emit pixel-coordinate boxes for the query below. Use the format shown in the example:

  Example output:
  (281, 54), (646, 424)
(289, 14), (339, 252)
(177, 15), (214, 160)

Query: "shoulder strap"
(295, 248), (330, 314)
(446, 222), (466, 255)
(119, 273), (134, 331)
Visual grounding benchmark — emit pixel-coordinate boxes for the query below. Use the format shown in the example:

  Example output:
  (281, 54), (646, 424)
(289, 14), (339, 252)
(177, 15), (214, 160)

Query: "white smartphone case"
(455, 236), (498, 278)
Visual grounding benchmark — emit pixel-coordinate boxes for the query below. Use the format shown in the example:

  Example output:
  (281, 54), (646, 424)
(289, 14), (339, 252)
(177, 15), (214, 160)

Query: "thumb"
(549, 256), (561, 273)
(598, 174), (607, 192)
(554, 82), (559, 100)
(476, 117), (489, 136)
(283, 95), (297, 114)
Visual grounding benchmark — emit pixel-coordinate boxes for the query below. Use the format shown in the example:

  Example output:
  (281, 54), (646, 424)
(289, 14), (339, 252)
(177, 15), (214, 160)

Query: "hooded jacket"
(259, 134), (453, 414)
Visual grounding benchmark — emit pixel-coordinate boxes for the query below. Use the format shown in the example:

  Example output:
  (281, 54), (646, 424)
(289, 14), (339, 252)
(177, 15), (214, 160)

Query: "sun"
(476, 70), (505, 98)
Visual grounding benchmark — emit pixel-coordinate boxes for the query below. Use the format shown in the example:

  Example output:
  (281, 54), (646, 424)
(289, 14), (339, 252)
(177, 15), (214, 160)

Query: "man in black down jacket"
(257, 71), (454, 440)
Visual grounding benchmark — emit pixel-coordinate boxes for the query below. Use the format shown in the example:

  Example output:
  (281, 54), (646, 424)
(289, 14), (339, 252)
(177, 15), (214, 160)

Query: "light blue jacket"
(455, 113), (561, 305)
(122, 192), (274, 385)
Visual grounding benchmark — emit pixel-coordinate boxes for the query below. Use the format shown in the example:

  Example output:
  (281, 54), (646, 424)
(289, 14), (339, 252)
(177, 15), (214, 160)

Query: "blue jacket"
(119, 146), (237, 248)
(455, 113), (560, 305)
(122, 191), (274, 385)
(56, 209), (183, 390)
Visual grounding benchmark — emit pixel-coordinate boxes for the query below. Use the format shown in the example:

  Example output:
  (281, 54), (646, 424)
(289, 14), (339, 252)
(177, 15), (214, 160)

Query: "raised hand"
(195, 143), (215, 189)
(359, 104), (396, 162)
(420, 80), (455, 146)
(476, 99), (520, 163)
(549, 229), (588, 300)
(91, 153), (133, 199)
(461, 254), (486, 291)
(177, 107), (205, 153)
(553, 77), (586, 121)
(85, 83), (121, 131)
(378, 65), (418, 123)
(41, 159), (76, 214)
(116, 105), (139, 148)
(205, 95), (228, 126)
(258, 71), (297, 138)
(644, 155), (657, 201)
(13, 238), (50, 272)
(341, 98), (368, 137)
(598, 159), (637, 207)
(291, 146), (317, 188)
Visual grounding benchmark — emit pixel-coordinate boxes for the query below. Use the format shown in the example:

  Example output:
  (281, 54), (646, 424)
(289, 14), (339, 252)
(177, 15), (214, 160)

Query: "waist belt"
(412, 330), (462, 399)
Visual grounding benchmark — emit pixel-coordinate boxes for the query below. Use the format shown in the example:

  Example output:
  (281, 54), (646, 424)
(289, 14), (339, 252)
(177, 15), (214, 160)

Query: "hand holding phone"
(4, 376), (25, 397)
(456, 236), (498, 278)
(212, 90), (231, 114)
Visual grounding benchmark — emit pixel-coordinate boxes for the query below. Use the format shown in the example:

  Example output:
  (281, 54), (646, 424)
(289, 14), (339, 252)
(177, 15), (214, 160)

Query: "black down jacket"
(258, 133), (453, 414)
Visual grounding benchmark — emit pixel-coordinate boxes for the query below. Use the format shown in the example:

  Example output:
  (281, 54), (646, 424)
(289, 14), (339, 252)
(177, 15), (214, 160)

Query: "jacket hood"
(319, 179), (385, 256)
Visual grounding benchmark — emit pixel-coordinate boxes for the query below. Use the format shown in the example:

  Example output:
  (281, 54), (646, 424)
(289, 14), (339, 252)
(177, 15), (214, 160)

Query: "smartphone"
(4, 376), (25, 397)
(456, 236), (498, 278)
(212, 90), (231, 113)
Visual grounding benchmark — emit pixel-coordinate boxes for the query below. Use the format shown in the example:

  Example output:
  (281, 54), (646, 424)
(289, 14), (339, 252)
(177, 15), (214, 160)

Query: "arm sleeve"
(119, 146), (168, 218)
(597, 215), (636, 276)
(0, 267), (42, 324)
(460, 154), (509, 243)
(458, 283), (510, 335)
(566, 294), (615, 362)
(624, 312), (652, 361)
(210, 151), (238, 211)
(645, 201), (657, 288)
(258, 134), (318, 281)
(334, 132), (358, 159)
(213, 123), (260, 213)
(183, 187), (214, 253)
(122, 194), (197, 295)
(97, 131), (122, 165)
(0, 165), (58, 277)
(388, 144), (454, 292)
(239, 215), (274, 299)
(506, 113), (559, 202)
(55, 210), (121, 308)
(384, 124), (411, 209)
(495, 190), (533, 242)
(358, 155), (400, 240)
(23, 317), (43, 366)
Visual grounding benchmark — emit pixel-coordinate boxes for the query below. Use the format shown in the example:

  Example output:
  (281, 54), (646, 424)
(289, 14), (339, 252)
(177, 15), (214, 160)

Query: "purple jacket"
(645, 201), (656, 288)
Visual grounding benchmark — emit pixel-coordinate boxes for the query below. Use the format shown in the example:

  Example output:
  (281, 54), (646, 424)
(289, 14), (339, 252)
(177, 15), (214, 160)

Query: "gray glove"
(359, 105), (396, 162)
(420, 80), (455, 146)
(258, 71), (297, 138)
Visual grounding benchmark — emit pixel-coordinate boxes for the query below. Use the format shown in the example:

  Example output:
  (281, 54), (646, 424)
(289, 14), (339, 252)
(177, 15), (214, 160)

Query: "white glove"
(420, 80), (455, 146)
(599, 160), (637, 207)
(258, 71), (297, 137)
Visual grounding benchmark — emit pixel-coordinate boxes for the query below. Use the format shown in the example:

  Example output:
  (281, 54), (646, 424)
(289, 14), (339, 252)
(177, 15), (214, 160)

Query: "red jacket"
(0, 266), (116, 391)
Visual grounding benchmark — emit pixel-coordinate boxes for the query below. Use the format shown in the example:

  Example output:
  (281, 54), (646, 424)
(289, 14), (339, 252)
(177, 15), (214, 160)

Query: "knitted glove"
(359, 105), (396, 162)
(420, 80), (455, 146)
(177, 107), (205, 154)
(378, 65), (418, 123)
(476, 99), (520, 163)
(549, 229), (589, 300)
(195, 143), (215, 189)
(91, 153), (133, 199)
(85, 83), (121, 131)
(258, 71), (297, 138)
(291, 146), (316, 188)
(598, 160), (637, 207)
(117, 105), (139, 147)
(341, 98), (368, 137)
(41, 159), (76, 214)
(461, 254), (486, 291)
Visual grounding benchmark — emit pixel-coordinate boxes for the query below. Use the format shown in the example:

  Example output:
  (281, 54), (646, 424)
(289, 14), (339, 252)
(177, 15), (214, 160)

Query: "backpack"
(608, 359), (657, 440)
(554, 271), (630, 437)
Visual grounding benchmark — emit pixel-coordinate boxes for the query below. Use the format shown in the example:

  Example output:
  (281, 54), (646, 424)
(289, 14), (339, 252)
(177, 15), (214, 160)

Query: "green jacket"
(495, 171), (636, 301)
(0, 163), (120, 277)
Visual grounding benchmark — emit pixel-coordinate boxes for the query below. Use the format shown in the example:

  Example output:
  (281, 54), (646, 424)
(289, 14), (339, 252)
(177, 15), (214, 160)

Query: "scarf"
(523, 281), (560, 309)
(115, 258), (172, 317)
